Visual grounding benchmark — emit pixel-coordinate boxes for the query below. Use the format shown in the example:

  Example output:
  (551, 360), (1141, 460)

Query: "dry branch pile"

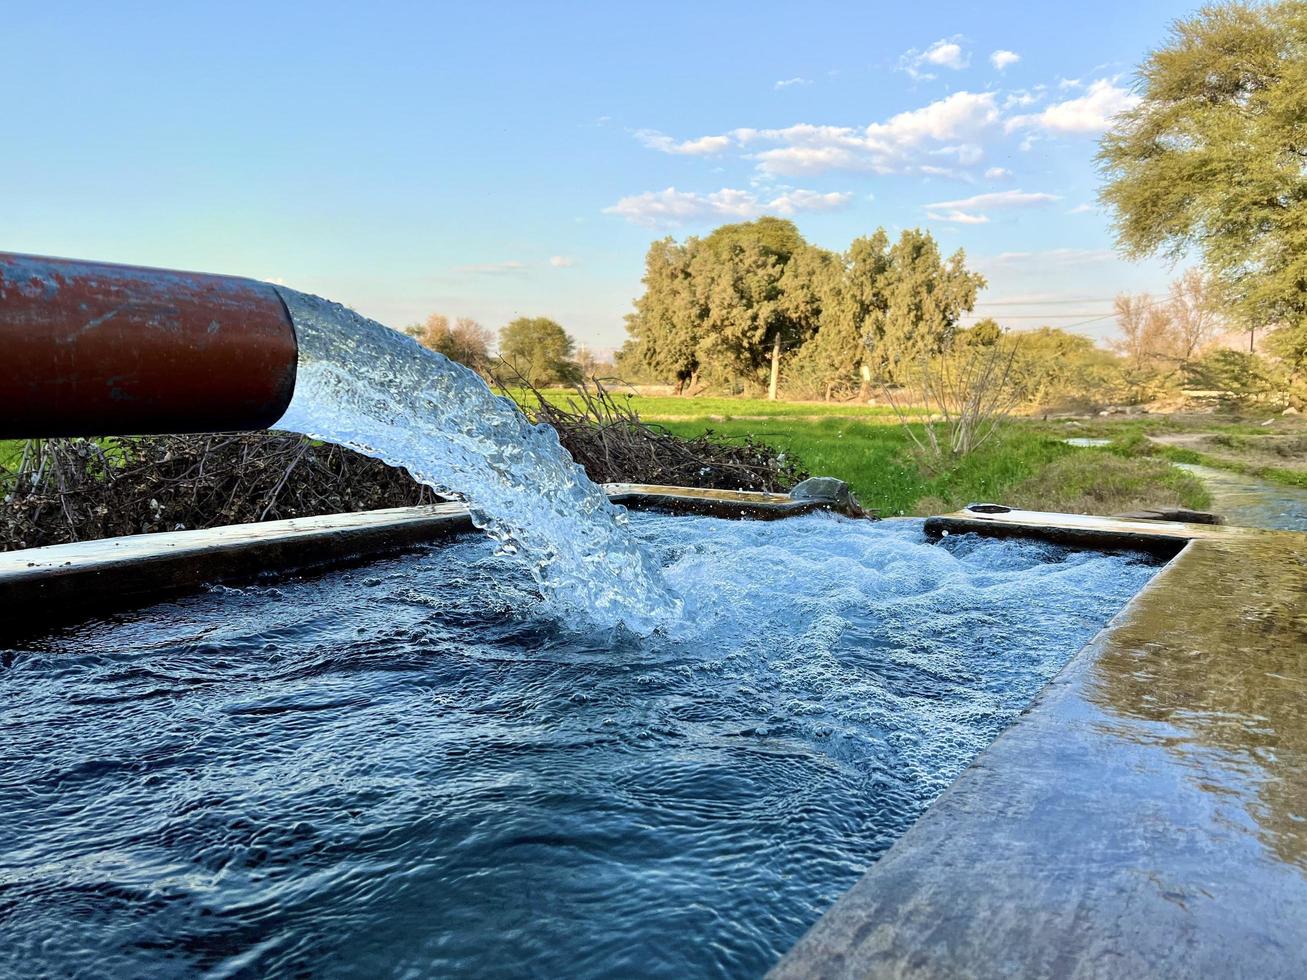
(2, 382), (807, 551)
(512, 379), (809, 493)
(1, 435), (439, 551)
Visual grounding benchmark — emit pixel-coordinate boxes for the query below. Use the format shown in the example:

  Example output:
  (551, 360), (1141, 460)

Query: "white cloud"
(1003, 89), (1043, 109)
(1007, 79), (1139, 134)
(925, 188), (1059, 223)
(990, 49), (1020, 71)
(984, 166), (1012, 179)
(549, 255), (577, 268)
(924, 40), (968, 69)
(900, 37), (970, 80)
(456, 260), (529, 276)
(1058, 77), (1083, 90)
(628, 78), (1129, 185)
(774, 77), (812, 90)
(634, 129), (732, 155)
(604, 186), (853, 227)
(744, 91), (1001, 176)
(928, 189), (1061, 209)
(1066, 203), (1096, 214)
(768, 188), (854, 214)
(927, 210), (991, 225)
(981, 248), (1115, 268)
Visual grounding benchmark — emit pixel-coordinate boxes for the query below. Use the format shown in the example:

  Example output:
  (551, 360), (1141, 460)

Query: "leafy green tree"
(405, 314), (493, 372)
(1098, 1), (1307, 369)
(1183, 348), (1279, 406)
(622, 237), (703, 392)
(498, 317), (581, 386)
(693, 236), (819, 398)
(702, 215), (808, 265)
(699, 218), (815, 398)
(959, 318), (1003, 347)
(788, 231), (893, 399)
(1004, 327), (1125, 409)
(625, 218), (817, 398)
(622, 220), (982, 397)
(867, 230), (985, 381)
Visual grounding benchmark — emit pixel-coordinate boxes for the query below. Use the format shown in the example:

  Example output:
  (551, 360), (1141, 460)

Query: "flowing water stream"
(1174, 462), (1307, 531)
(272, 287), (678, 632)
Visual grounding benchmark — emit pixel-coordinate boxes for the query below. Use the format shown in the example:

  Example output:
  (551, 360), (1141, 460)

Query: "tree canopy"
(405, 314), (493, 372)
(622, 219), (983, 398)
(498, 317), (581, 386)
(1098, 1), (1307, 373)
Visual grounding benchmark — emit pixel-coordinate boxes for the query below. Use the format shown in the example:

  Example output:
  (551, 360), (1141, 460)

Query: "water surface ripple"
(0, 516), (1158, 978)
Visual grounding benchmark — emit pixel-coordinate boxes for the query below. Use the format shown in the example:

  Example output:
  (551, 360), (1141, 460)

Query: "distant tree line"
(406, 313), (600, 386)
(617, 217), (985, 400)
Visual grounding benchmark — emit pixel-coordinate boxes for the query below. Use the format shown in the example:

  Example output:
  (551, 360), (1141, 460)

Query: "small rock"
(1283, 406), (1300, 415)
(789, 477), (867, 518)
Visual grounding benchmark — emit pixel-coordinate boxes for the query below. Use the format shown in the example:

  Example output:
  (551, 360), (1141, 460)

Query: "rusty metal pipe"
(0, 252), (298, 438)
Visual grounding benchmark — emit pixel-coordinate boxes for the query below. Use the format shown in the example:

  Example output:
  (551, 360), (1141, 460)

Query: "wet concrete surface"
(0, 504), (474, 640)
(772, 521), (1307, 978)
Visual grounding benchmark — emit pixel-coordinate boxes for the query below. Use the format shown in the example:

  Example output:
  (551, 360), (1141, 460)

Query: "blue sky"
(3, 1), (1200, 350)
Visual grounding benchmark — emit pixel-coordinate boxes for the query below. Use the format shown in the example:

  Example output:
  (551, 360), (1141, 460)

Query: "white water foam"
(272, 287), (679, 632)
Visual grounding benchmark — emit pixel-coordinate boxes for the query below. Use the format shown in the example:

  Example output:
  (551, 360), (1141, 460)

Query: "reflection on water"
(1087, 536), (1307, 873)
(1063, 437), (1112, 448)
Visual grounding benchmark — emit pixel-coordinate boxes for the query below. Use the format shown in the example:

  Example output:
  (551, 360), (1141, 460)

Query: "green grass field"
(504, 388), (924, 420)
(658, 417), (1210, 516)
(0, 440), (22, 475)
(3, 393), (1228, 519)
(659, 418), (1068, 515)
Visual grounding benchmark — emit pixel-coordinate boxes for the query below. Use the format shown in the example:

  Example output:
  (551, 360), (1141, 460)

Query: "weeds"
(506, 375), (809, 492)
(883, 343), (1022, 467)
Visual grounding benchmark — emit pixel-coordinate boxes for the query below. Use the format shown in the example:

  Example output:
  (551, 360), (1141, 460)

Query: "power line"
(969, 312), (1115, 319)
(1058, 295), (1171, 332)
(973, 297), (1120, 307)
(963, 294), (1173, 332)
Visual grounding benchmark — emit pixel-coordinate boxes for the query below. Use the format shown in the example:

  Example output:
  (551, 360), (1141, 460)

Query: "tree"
(702, 215), (807, 265)
(405, 314), (493, 372)
(1112, 293), (1176, 374)
(787, 231), (892, 400)
(690, 239), (787, 395)
(498, 317), (581, 386)
(1003, 326), (1125, 409)
(697, 218), (813, 399)
(622, 237), (703, 393)
(959, 318), (1003, 347)
(1183, 348), (1278, 406)
(866, 230), (985, 382)
(621, 221), (983, 398)
(1098, 2), (1307, 348)
(624, 218), (817, 399)
(1167, 269), (1223, 365)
